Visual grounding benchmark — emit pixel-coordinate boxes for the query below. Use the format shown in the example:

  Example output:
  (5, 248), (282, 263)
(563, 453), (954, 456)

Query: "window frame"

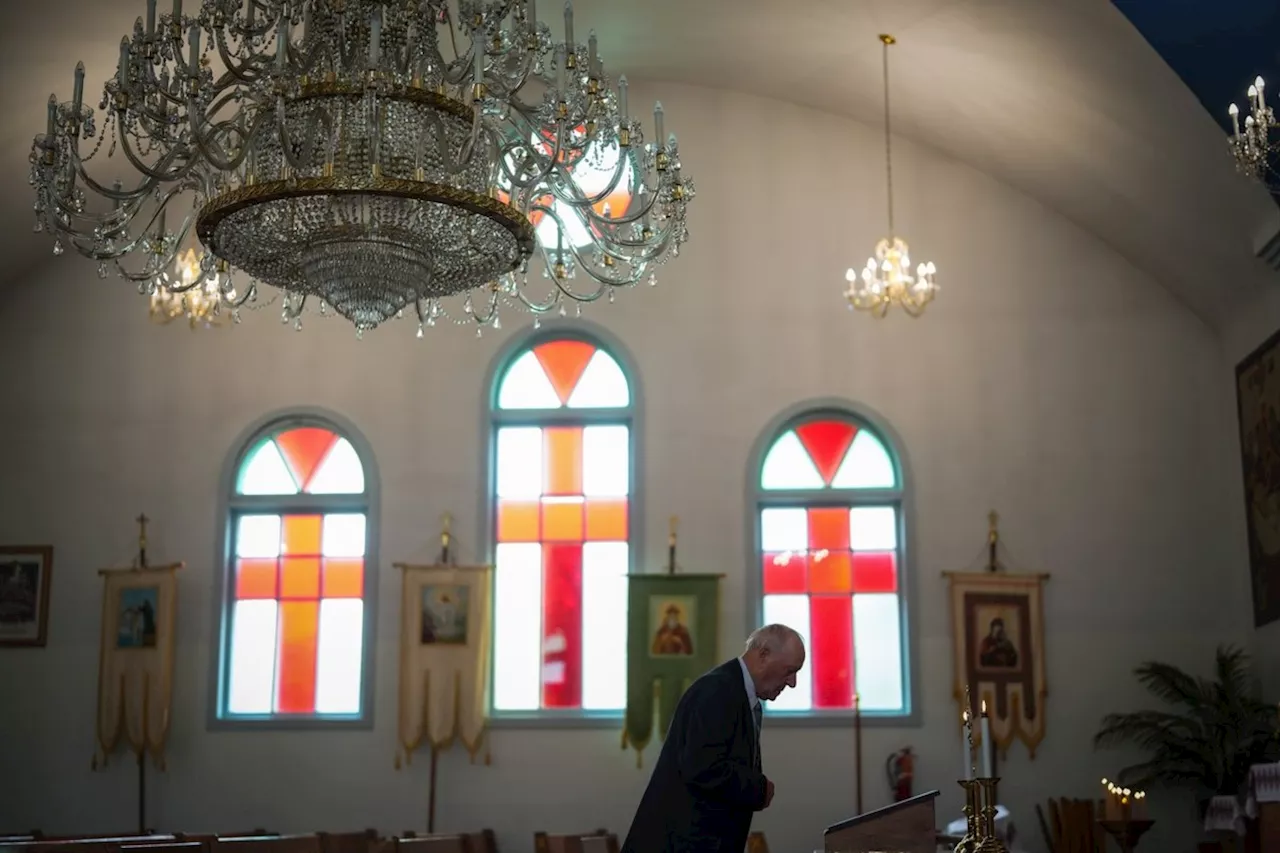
(481, 322), (644, 728)
(207, 408), (381, 732)
(746, 399), (920, 728)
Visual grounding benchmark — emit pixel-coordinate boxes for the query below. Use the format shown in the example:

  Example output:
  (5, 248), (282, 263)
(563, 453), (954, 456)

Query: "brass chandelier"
(1228, 75), (1276, 194)
(31, 0), (694, 334)
(843, 34), (938, 318)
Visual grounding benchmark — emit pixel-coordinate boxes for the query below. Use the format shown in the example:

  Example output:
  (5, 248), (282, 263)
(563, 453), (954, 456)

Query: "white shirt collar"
(738, 656), (759, 709)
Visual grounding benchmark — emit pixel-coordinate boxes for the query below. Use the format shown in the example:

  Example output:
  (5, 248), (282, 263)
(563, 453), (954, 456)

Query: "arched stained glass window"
(217, 418), (375, 723)
(754, 410), (908, 715)
(488, 334), (633, 713)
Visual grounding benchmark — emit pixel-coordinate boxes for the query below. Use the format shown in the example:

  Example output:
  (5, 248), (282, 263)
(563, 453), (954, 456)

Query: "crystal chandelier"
(844, 34), (937, 319)
(30, 0), (693, 335)
(150, 247), (235, 329)
(1228, 76), (1277, 193)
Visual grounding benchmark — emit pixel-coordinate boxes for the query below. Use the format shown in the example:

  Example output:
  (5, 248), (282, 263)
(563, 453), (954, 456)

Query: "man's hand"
(764, 778), (775, 809)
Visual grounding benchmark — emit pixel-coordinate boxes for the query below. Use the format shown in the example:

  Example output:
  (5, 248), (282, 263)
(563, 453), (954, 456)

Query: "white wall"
(0, 84), (1252, 853)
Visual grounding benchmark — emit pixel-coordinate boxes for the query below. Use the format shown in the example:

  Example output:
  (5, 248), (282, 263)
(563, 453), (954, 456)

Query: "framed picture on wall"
(1236, 328), (1280, 627)
(0, 545), (53, 647)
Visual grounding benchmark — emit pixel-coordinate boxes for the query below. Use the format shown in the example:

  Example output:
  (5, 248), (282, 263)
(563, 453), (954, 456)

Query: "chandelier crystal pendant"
(30, 0), (694, 335)
(1227, 76), (1277, 193)
(844, 34), (937, 319)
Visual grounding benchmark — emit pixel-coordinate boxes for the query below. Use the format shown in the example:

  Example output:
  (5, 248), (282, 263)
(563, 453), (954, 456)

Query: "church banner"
(93, 564), (180, 770)
(395, 562), (493, 765)
(622, 573), (721, 766)
(945, 569), (1050, 759)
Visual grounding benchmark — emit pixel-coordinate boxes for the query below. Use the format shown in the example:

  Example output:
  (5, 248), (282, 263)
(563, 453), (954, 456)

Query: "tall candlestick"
(854, 693), (863, 814)
(979, 699), (992, 778)
(962, 710), (973, 780)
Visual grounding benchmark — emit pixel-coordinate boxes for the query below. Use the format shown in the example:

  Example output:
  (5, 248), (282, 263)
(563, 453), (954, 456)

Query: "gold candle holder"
(974, 777), (1008, 853)
(952, 779), (979, 853)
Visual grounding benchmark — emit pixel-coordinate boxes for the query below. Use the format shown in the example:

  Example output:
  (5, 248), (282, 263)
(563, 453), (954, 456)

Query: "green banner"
(621, 573), (722, 766)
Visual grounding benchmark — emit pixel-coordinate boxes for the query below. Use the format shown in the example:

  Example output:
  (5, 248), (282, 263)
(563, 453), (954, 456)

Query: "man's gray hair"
(744, 623), (801, 653)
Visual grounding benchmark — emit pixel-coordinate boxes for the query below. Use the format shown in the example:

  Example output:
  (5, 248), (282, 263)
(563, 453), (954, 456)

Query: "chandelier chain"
(883, 37), (894, 237)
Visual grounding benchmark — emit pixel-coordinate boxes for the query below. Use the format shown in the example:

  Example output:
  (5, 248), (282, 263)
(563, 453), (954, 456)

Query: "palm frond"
(1094, 645), (1279, 798)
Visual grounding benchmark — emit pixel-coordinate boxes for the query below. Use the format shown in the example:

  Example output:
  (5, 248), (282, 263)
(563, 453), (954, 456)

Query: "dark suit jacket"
(620, 659), (768, 853)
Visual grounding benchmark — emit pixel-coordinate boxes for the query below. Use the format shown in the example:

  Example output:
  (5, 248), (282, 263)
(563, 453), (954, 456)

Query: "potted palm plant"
(1093, 645), (1280, 810)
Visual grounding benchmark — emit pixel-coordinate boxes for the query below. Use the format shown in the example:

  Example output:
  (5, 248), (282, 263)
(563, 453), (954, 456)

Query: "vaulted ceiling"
(1, 0), (1277, 328)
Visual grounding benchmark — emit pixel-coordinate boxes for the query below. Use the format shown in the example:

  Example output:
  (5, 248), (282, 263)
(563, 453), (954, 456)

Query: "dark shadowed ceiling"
(1114, 0), (1280, 162)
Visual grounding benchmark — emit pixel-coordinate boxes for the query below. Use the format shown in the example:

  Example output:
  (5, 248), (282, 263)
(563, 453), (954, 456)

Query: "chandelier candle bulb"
(172, 0), (180, 20)
(655, 101), (665, 143)
(146, 0), (156, 37)
(618, 75), (629, 121)
(369, 9), (381, 67)
(72, 62), (85, 116)
(187, 26), (199, 74)
(564, 1), (574, 57)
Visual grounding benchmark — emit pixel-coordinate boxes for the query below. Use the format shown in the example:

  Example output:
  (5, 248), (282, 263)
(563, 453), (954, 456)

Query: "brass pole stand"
(955, 777), (1008, 853)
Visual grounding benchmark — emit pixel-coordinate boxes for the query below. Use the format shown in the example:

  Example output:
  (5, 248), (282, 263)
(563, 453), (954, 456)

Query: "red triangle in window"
(275, 427), (338, 491)
(534, 340), (597, 405)
(795, 420), (857, 486)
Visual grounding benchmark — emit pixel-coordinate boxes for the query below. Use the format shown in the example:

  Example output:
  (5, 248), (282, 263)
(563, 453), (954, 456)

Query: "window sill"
(763, 709), (919, 728)
(206, 714), (374, 732)
(487, 711), (624, 729)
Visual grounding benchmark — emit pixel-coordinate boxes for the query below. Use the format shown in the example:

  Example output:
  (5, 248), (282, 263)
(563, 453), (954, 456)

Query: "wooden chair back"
(394, 839), (470, 853)
(1043, 797), (1103, 853)
(212, 836), (322, 853)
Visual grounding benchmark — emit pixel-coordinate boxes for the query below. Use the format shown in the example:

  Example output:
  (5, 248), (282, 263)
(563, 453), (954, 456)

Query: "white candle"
(979, 700), (992, 778)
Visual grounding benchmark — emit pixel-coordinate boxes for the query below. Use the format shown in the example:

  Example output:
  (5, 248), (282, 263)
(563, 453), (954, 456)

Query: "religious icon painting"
(0, 545), (53, 647)
(945, 569), (1049, 759)
(648, 594), (697, 658)
(420, 583), (470, 645)
(1236, 327), (1280, 627)
(115, 585), (160, 649)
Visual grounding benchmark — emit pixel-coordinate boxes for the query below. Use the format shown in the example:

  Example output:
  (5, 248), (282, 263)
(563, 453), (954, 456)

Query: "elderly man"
(620, 624), (807, 853)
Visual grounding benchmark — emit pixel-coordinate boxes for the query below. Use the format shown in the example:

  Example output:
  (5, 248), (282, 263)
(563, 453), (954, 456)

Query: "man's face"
(755, 638), (806, 701)
(665, 612), (678, 628)
(991, 622), (1005, 640)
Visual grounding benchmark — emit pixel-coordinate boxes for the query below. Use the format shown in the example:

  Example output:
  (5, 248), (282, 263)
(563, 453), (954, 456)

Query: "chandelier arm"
(502, 278), (563, 314)
(185, 97), (265, 173)
(70, 130), (187, 198)
(211, 20), (269, 86)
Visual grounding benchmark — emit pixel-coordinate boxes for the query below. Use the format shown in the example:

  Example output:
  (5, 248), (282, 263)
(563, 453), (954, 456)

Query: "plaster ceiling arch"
(0, 0), (1275, 328)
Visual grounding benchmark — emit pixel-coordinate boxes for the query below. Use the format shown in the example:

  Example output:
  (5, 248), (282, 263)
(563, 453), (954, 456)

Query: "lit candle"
(980, 699), (992, 778)
(1256, 76), (1266, 110)
(1229, 103), (1241, 139)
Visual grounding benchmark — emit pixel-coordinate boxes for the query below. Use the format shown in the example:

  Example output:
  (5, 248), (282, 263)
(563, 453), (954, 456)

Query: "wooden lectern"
(823, 790), (941, 853)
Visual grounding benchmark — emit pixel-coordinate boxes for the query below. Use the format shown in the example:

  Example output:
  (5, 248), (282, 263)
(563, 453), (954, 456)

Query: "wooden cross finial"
(439, 512), (453, 564)
(667, 515), (679, 575)
(987, 510), (1000, 572)
(136, 513), (150, 569)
